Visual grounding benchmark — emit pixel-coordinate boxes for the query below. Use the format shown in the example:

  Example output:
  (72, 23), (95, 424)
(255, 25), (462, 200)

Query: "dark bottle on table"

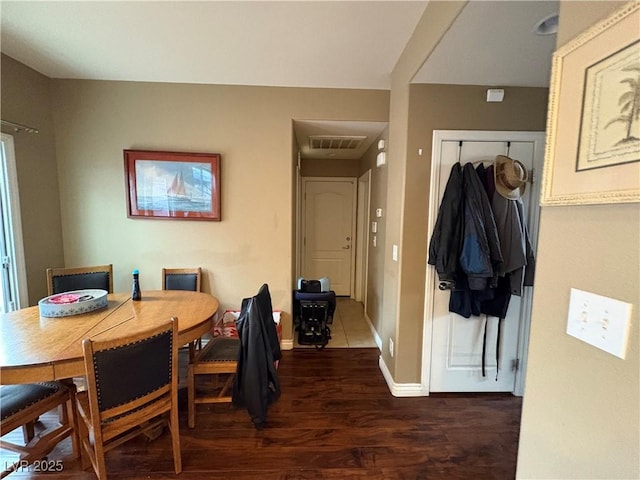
(131, 269), (142, 301)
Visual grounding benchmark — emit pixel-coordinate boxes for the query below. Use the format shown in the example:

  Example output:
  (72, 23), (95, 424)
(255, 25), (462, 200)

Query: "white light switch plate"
(392, 244), (398, 262)
(371, 221), (377, 233)
(376, 208), (383, 218)
(566, 288), (632, 359)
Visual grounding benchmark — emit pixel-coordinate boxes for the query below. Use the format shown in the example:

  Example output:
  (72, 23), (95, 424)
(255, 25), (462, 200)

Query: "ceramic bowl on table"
(38, 289), (109, 317)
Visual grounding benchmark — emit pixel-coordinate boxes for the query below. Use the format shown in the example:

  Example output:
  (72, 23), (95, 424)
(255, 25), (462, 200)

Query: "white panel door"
(302, 178), (356, 296)
(429, 133), (542, 392)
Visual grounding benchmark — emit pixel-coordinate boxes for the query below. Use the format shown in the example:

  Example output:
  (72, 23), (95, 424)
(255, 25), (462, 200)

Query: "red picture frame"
(124, 149), (221, 221)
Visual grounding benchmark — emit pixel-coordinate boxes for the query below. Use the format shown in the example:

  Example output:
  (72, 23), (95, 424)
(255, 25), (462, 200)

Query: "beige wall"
(0, 54), (65, 305)
(383, 0), (467, 380)
(49, 80), (388, 343)
(399, 84), (548, 382)
(517, 2), (639, 479)
(300, 157), (360, 177)
(359, 127), (389, 334)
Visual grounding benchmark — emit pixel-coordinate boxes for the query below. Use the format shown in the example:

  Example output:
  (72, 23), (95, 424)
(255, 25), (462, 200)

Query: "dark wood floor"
(2, 348), (522, 479)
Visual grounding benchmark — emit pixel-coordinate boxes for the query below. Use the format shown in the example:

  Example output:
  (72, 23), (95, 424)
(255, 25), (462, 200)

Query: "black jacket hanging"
(427, 163), (464, 290)
(232, 285), (281, 429)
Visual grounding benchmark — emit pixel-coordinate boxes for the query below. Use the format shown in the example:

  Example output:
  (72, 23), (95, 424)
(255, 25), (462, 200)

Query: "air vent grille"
(309, 135), (367, 150)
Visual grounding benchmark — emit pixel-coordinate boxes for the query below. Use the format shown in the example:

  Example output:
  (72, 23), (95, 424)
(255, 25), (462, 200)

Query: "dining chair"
(161, 267), (201, 292)
(187, 335), (240, 429)
(162, 267), (203, 354)
(46, 264), (113, 295)
(188, 284), (282, 429)
(76, 319), (181, 480)
(0, 382), (78, 478)
(187, 305), (242, 428)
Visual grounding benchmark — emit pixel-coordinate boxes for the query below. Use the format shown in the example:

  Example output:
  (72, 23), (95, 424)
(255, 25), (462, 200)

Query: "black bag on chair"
(292, 289), (336, 349)
(297, 300), (330, 348)
(300, 279), (322, 293)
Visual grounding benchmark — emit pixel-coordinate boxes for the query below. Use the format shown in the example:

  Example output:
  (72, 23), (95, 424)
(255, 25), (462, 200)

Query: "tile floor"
(294, 298), (378, 349)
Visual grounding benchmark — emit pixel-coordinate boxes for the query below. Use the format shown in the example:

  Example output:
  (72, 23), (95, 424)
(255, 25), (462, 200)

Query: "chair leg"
(65, 387), (80, 460)
(76, 413), (91, 471)
(169, 406), (182, 473)
(188, 365), (196, 429)
(22, 421), (35, 443)
(94, 436), (108, 480)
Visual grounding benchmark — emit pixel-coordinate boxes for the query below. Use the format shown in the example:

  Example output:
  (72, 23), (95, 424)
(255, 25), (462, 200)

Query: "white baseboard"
(378, 355), (428, 397)
(364, 312), (382, 351)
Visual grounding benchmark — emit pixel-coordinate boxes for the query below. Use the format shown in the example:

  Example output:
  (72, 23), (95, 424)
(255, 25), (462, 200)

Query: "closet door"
(428, 132), (542, 393)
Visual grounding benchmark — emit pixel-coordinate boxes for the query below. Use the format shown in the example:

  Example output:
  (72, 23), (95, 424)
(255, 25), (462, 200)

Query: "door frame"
(0, 133), (28, 311)
(355, 170), (371, 303)
(300, 176), (358, 297)
(421, 130), (545, 396)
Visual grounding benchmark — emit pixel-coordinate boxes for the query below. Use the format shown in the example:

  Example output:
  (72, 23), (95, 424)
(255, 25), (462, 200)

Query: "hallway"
(294, 298), (378, 349)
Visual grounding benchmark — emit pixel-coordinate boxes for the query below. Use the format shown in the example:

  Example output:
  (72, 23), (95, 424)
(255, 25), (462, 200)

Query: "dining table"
(0, 290), (219, 385)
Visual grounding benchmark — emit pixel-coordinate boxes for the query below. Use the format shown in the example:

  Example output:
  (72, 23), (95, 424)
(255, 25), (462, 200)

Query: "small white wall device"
(486, 88), (505, 103)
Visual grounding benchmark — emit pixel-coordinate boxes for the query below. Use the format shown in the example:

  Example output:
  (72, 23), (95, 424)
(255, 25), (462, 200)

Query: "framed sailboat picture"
(124, 149), (221, 220)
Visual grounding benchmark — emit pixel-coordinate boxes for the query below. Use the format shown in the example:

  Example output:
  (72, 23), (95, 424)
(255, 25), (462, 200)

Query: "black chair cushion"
(52, 272), (110, 294)
(165, 274), (197, 291)
(198, 337), (240, 362)
(1, 382), (62, 421)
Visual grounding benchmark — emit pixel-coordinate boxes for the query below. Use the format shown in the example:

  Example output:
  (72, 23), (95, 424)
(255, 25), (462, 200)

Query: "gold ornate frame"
(541, 3), (640, 206)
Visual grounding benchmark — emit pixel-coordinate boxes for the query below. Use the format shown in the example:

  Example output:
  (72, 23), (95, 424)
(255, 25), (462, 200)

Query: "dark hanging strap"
(506, 141), (511, 157)
(481, 316), (488, 377)
(458, 141), (463, 163)
(481, 316), (504, 380)
(495, 318), (503, 381)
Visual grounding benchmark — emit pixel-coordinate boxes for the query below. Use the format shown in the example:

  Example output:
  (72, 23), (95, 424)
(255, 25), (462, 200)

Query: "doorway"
(423, 130), (545, 395)
(301, 177), (356, 296)
(0, 133), (28, 312)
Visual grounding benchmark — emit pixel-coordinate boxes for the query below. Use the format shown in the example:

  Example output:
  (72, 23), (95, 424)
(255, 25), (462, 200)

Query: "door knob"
(342, 245), (350, 249)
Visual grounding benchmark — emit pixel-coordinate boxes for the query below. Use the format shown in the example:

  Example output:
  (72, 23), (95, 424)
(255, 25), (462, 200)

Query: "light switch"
(371, 221), (377, 233)
(376, 208), (383, 218)
(392, 244), (398, 262)
(566, 288), (632, 359)
(372, 236), (377, 247)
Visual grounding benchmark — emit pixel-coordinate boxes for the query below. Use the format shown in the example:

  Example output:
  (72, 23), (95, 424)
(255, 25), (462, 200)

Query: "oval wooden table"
(0, 290), (219, 385)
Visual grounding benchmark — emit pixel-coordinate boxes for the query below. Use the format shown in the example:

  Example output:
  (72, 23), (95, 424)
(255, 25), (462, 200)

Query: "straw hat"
(494, 155), (528, 200)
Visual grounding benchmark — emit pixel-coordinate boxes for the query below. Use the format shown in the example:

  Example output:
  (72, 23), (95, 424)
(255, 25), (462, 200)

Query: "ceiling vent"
(309, 135), (366, 150)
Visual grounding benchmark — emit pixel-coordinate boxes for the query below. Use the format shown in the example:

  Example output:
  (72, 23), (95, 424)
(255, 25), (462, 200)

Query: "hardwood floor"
(1, 348), (522, 479)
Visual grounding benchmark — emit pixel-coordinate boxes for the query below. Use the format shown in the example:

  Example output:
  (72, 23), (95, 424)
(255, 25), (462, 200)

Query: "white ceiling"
(1, 1), (558, 158)
(0, 1), (427, 90)
(413, 1), (558, 87)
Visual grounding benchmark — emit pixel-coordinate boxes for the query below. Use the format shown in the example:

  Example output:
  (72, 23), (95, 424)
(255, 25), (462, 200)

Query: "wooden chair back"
(162, 267), (202, 292)
(46, 264), (113, 295)
(78, 319), (181, 479)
